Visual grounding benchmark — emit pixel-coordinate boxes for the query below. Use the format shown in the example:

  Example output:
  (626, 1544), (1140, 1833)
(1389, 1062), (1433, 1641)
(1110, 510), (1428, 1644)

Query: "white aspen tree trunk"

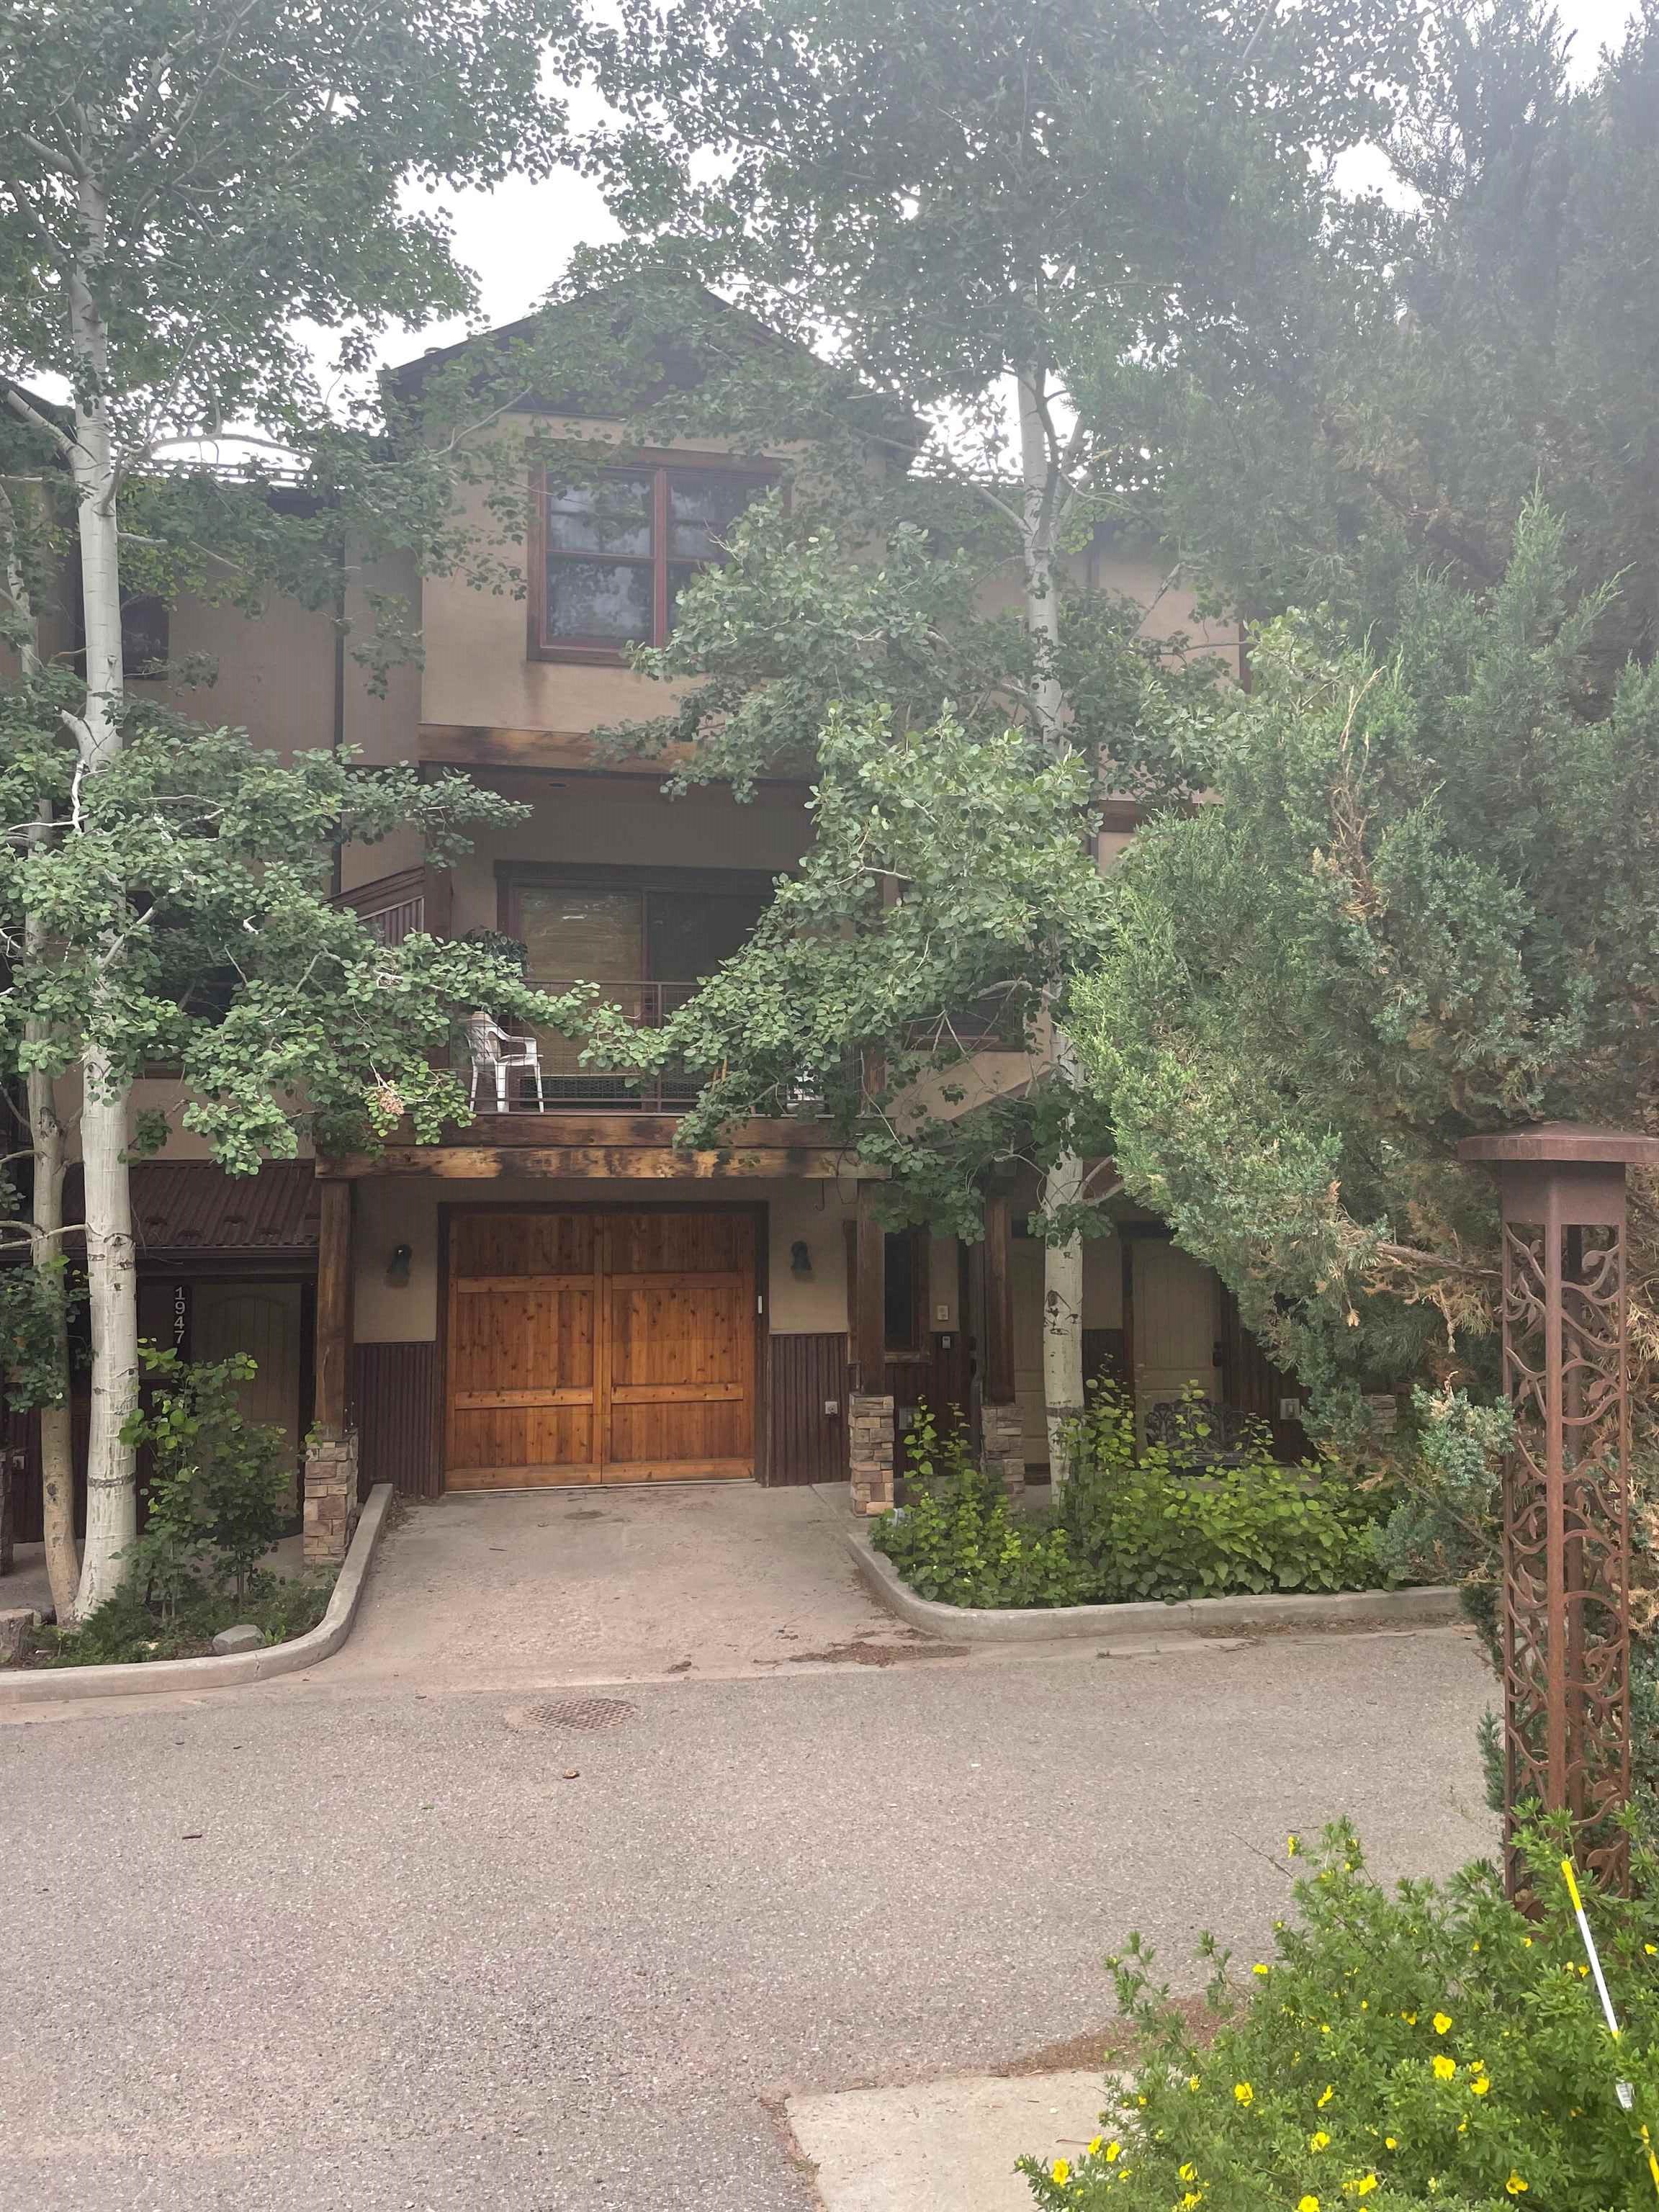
(1, 496), (81, 1619)
(66, 164), (139, 1621)
(28, 1004), (79, 1622)
(1017, 366), (1086, 1484)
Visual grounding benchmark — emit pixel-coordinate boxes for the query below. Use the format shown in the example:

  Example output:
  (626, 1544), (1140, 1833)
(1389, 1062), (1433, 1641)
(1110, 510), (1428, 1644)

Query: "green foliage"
(1071, 505), (1659, 1412)
(33, 1570), (333, 1666)
(873, 1387), (1389, 1609)
(1052, 1382), (1390, 1603)
(0, 688), (593, 1174)
(1020, 1816), (1659, 2211)
(119, 1346), (290, 1605)
(1147, 1), (1659, 679)
(653, 703), (1118, 1236)
(0, 1247), (78, 1411)
(873, 1407), (1088, 1606)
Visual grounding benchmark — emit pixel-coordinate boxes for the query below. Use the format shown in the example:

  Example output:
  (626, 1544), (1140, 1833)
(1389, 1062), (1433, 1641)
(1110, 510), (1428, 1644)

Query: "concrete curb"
(848, 1529), (1463, 1643)
(0, 1482), (395, 1703)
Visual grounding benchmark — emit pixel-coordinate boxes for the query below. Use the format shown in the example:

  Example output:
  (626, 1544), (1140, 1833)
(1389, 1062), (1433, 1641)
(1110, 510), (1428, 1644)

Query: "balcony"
(494, 979), (707, 1113)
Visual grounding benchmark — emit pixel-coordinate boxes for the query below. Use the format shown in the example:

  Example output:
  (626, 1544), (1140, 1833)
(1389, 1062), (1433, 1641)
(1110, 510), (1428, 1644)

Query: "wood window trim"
(527, 453), (778, 667)
(495, 860), (778, 914)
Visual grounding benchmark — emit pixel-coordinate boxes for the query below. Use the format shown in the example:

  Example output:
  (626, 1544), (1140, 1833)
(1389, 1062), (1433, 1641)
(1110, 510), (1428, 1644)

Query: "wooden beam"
(321, 1146), (864, 1181)
(314, 1179), (354, 1437)
(459, 1112), (848, 1151)
(982, 1193), (1016, 1406)
(853, 1182), (886, 1393)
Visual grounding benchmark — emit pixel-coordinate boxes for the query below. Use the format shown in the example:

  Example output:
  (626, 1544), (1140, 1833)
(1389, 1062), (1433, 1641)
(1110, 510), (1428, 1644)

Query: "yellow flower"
(1105, 2142), (1122, 2163)
(1087, 2137), (1102, 2156)
(1310, 2131), (1331, 2152)
(1646, 1944), (1657, 1957)
(1401, 2012), (1418, 2025)
(1432, 2056), (1457, 2081)
(1345, 2180), (1378, 2198)
(1181, 2195), (1202, 2210)
(1252, 1963), (1272, 1977)
(1298, 2198), (1321, 2212)
(1234, 2082), (1254, 2106)
(1318, 2085), (1336, 2109)
(1506, 2174), (1529, 2196)
(1385, 2139), (1398, 2151)
(1522, 1936), (1533, 1947)
(1432, 2013), (1452, 2035)
(1179, 2164), (1198, 2182)
(1289, 1834), (1301, 1856)
(1051, 2158), (1070, 2184)
(1471, 2075), (1491, 2096)
(1187, 2077), (1201, 2092)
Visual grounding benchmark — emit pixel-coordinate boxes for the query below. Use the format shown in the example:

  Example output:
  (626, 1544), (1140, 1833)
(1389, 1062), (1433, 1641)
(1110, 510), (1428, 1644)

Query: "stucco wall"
(351, 1173), (861, 1344)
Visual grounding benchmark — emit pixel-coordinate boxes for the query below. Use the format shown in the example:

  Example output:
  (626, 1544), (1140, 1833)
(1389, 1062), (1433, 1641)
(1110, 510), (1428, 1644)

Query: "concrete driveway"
(325, 1481), (932, 1691)
(0, 1484), (1500, 2212)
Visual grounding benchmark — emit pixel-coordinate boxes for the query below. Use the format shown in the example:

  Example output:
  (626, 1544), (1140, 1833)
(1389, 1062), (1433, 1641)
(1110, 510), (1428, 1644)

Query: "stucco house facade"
(2, 304), (1305, 1565)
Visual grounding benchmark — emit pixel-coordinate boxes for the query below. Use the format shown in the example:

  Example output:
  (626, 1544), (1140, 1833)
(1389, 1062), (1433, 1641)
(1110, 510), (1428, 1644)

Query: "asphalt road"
(1, 1627), (1495, 2212)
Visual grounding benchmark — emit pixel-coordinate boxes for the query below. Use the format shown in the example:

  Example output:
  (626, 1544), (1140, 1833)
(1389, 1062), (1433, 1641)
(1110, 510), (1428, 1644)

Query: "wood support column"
(853, 1182), (886, 1395)
(305, 1177), (359, 1567)
(981, 1193), (1022, 1498)
(313, 1178), (354, 1437)
(983, 1195), (1015, 1406)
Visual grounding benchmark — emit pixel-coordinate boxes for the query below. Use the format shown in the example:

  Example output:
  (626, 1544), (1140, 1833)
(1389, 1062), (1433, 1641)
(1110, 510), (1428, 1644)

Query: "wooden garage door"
(446, 1210), (756, 1487)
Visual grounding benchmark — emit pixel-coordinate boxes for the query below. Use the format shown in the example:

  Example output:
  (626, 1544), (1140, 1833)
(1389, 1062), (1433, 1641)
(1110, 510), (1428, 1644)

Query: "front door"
(445, 1209), (756, 1487)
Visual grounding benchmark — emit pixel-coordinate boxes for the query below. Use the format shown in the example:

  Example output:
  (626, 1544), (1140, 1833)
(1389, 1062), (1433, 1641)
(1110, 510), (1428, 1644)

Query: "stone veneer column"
(981, 1401), (1025, 1503)
(302, 1434), (360, 1567)
(848, 1393), (896, 1515)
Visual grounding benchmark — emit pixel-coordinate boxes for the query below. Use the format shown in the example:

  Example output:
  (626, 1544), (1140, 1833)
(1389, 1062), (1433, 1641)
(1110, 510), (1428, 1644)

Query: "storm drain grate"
(517, 1696), (637, 1734)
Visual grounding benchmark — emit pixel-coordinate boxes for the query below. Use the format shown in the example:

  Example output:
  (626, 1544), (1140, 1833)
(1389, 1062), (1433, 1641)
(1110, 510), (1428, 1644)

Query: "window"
(506, 872), (770, 988)
(534, 459), (768, 660)
(122, 595), (170, 678)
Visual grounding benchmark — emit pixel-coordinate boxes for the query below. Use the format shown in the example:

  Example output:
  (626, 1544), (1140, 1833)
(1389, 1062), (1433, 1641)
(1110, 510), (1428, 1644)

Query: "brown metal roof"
(128, 1162), (320, 1256)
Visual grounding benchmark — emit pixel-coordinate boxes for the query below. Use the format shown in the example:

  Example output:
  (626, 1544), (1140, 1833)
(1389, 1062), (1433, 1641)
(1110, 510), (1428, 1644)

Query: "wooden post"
(305, 1177), (359, 1567)
(848, 1182), (894, 1514)
(314, 1177), (354, 1437)
(853, 1182), (886, 1396)
(981, 1194), (1023, 1498)
(983, 1195), (1015, 1407)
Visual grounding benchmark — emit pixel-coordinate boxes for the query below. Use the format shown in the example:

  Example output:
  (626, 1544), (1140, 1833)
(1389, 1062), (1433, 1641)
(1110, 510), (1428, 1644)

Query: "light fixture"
(790, 1239), (813, 1277)
(386, 1243), (413, 1287)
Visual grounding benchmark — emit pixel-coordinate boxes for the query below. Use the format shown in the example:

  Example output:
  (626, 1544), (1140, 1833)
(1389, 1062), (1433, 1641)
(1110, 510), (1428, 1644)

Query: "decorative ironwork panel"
(1500, 1215), (1632, 1894)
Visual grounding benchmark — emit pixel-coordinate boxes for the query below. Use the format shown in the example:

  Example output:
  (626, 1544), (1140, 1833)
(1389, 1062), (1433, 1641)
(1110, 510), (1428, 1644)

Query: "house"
(1, 299), (1304, 1568)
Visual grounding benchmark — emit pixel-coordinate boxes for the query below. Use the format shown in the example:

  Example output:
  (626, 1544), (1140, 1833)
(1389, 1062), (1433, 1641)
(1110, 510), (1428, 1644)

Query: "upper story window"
(533, 457), (770, 663)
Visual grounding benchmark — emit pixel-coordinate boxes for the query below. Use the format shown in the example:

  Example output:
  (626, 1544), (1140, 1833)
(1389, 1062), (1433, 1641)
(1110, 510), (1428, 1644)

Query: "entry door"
(446, 1210), (755, 1487)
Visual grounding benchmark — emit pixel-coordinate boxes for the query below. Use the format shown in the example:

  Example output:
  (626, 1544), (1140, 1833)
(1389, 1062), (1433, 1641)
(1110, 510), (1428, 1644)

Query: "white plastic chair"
(465, 1011), (544, 1112)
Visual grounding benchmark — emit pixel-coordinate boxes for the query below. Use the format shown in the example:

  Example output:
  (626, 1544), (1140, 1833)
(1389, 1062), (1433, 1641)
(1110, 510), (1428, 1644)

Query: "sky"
(374, 0), (1647, 377)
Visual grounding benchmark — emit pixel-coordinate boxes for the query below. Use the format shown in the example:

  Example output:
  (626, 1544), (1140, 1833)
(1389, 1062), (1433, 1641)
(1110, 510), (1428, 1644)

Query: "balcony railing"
(496, 979), (706, 1113)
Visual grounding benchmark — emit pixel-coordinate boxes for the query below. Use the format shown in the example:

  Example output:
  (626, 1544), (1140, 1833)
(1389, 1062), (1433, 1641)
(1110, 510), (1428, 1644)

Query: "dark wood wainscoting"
(767, 1333), (849, 1485)
(354, 1341), (443, 1501)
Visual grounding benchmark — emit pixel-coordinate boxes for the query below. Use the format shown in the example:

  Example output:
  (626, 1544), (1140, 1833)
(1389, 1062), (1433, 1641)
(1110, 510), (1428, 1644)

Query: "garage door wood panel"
(445, 1209), (755, 1486)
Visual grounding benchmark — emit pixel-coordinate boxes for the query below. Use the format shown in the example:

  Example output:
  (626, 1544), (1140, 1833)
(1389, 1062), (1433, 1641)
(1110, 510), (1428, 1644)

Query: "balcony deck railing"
(498, 979), (706, 1113)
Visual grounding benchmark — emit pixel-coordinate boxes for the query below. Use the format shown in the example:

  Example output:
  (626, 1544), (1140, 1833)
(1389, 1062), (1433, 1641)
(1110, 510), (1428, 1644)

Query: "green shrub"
(873, 1385), (1391, 1610)
(120, 1346), (291, 1606)
(1021, 1817), (1659, 2212)
(37, 1568), (333, 1665)
(874, 1407), (1087, 1607)
(1053, 1383), (1389, 1604)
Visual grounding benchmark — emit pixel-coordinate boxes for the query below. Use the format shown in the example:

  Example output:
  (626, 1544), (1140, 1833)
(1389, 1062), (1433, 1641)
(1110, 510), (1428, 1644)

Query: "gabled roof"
(383, 282), (922, 451)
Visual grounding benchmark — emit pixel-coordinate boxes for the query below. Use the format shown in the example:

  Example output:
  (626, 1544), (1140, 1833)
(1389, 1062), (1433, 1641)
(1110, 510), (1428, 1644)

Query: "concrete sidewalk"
(325, 1480), (931, 1691)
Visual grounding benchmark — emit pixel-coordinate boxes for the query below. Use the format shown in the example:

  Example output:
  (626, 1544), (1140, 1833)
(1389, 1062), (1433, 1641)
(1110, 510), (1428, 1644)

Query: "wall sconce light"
(790, 1239), (813, 1278)
(386, 1243), (413, 1288)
